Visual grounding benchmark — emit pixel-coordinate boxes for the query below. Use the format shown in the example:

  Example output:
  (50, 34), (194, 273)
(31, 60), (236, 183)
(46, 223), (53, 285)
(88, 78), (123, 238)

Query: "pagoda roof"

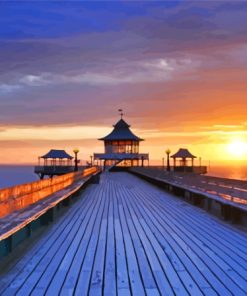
(99, 118), (144, 141)
(171, 148), (196, 159)
(41, 149), (73, 159)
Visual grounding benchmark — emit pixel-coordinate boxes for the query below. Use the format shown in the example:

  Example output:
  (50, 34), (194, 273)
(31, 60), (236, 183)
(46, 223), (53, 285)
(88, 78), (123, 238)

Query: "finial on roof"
(118, 108), (124, 119)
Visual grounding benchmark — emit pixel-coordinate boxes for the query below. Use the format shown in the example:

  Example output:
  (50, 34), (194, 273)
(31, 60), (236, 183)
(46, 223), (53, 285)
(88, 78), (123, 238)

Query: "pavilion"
(171, 148), (196, 168)
(34, 149), (74, 179)
(169, 148), (207, 174)
(94, 116), (149, 169)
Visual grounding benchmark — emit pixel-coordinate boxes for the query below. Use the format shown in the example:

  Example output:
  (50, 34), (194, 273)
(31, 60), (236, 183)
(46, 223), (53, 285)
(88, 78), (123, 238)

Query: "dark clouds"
(0, 1), (247, 128)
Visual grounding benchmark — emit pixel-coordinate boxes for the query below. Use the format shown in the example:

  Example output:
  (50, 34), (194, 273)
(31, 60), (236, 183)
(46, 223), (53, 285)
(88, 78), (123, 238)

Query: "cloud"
(0, 1), (246, 130)
(1, 1), (247, 165)
(20, 74), (48, 86)
(0, 57), (199, 94)
(0, 84), (21, 94)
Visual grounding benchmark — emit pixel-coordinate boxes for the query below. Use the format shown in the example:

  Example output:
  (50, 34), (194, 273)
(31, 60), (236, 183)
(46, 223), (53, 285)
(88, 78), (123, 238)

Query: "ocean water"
(0, 165), (39, 189)
(0, 164), (247, 189)
(206, 165), (247, 181)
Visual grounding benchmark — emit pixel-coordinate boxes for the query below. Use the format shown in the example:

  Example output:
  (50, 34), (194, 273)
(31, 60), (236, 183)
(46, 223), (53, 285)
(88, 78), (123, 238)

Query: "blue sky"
(0, 1), (247, 163)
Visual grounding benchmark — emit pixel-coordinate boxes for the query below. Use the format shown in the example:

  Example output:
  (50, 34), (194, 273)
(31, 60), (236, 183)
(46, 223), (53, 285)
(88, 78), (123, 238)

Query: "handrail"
(0, 167), (98, 218)
(130, 167), (247, 206)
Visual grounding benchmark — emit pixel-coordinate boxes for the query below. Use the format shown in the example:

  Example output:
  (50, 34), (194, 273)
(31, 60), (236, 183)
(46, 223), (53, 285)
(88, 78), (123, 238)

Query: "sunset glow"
(0, 2), (247, 165)
(226, 139), (247, 159)
(2, 2), (247, 292)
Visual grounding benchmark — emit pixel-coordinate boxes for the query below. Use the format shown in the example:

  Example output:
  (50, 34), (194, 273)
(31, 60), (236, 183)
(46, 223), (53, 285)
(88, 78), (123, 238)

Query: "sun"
(226, 139), (247, 159)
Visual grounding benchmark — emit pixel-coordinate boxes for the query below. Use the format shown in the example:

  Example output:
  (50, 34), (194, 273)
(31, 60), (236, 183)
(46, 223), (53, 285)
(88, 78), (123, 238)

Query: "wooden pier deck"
(0, 172), (247, 295)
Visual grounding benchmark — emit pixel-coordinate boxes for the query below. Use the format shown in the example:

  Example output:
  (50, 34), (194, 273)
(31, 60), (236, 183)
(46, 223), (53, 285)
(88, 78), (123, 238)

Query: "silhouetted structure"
(171, 148), (207, 173)
(94, 116), (149, 169)
(34, 149), (74, 179)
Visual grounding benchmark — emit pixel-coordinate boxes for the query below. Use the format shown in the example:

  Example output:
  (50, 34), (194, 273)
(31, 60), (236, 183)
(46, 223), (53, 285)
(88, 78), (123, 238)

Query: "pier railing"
(34, 165), (90, 174)
(148, 165), (207, 174)
(34, 165), (75, 175)
(130, 167), (247, 226)
(0, 167), (98, 219)
(131, 167), (247, 205)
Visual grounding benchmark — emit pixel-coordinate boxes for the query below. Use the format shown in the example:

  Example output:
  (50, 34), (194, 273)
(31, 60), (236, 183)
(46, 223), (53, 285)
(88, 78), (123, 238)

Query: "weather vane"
(118, 108), (124, 119)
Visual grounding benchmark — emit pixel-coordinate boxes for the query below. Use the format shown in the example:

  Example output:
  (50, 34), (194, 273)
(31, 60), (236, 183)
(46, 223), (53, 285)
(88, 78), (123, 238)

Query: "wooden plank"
(130, 168), (247, 211)
(73, 182), (108, 295)
(1, 172), (247, 296)
(120, 184), (203, 296)
(116, 184), (146, 295)
(0, 185), (96, 295)
(118, 186), (159, 294)
(88, 182), (110, 296)
(0, 176), (92, 241)
(123, 184), (217, 296)
(134, 174), (247, 248)
(117, 183), (175, 295)
(103, 180), (117, 296)
(112, 180), (131, 296)
(44, 186), (102, 294)
(128, 174), (247, 295)
(134, 181), (247, 285)
(60, 184), (106, 295)
(16, 187), (98, 295)
(34, 185), (103, 294)
(0, 185), (93, 293)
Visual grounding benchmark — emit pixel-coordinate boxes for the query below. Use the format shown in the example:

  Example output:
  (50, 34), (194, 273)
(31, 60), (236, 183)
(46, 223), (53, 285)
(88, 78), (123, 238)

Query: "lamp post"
(165, 148), (171, 171)
(73, 148), (79, 172)
(90, 155), (93, 167)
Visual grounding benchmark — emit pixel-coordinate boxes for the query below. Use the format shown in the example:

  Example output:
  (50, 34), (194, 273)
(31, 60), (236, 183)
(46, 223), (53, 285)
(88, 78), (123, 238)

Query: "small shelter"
(94, 114), (149, 169)
(35, 149), (74, 179)
(171, 148), (196, 171)
(41, 149), (73, 166)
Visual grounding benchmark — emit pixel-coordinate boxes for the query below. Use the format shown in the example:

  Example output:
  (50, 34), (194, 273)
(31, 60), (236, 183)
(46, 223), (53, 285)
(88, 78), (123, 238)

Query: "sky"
(0, 0), (247, 165)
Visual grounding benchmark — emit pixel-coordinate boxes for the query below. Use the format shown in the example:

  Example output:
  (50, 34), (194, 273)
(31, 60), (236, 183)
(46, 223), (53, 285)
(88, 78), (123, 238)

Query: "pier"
(34, 149), (78, 179)
(0, 117), (247, 295)
(2, 1), (247, 294)
(0, 172), (247, 295)
(0, 167), (99, 257)
(130, 167), (247, 224)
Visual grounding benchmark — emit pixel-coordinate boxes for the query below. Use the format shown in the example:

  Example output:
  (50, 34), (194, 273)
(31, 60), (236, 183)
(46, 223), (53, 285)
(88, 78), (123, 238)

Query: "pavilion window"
(126, 144), (132, 153)
(131, 141), (139, 153)
(118, 141), (126, 153)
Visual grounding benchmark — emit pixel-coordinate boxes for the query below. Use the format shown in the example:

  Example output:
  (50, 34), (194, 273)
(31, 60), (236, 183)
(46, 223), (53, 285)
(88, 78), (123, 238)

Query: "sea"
(0, 164), (247, 189)
(0, 165), (39, 189)
(206, 165), (247, 180)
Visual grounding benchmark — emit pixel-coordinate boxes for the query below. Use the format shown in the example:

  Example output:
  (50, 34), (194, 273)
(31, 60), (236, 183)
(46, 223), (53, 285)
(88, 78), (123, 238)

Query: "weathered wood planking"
(130, 167), (247, 207)
(0, 172), (247, 295)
